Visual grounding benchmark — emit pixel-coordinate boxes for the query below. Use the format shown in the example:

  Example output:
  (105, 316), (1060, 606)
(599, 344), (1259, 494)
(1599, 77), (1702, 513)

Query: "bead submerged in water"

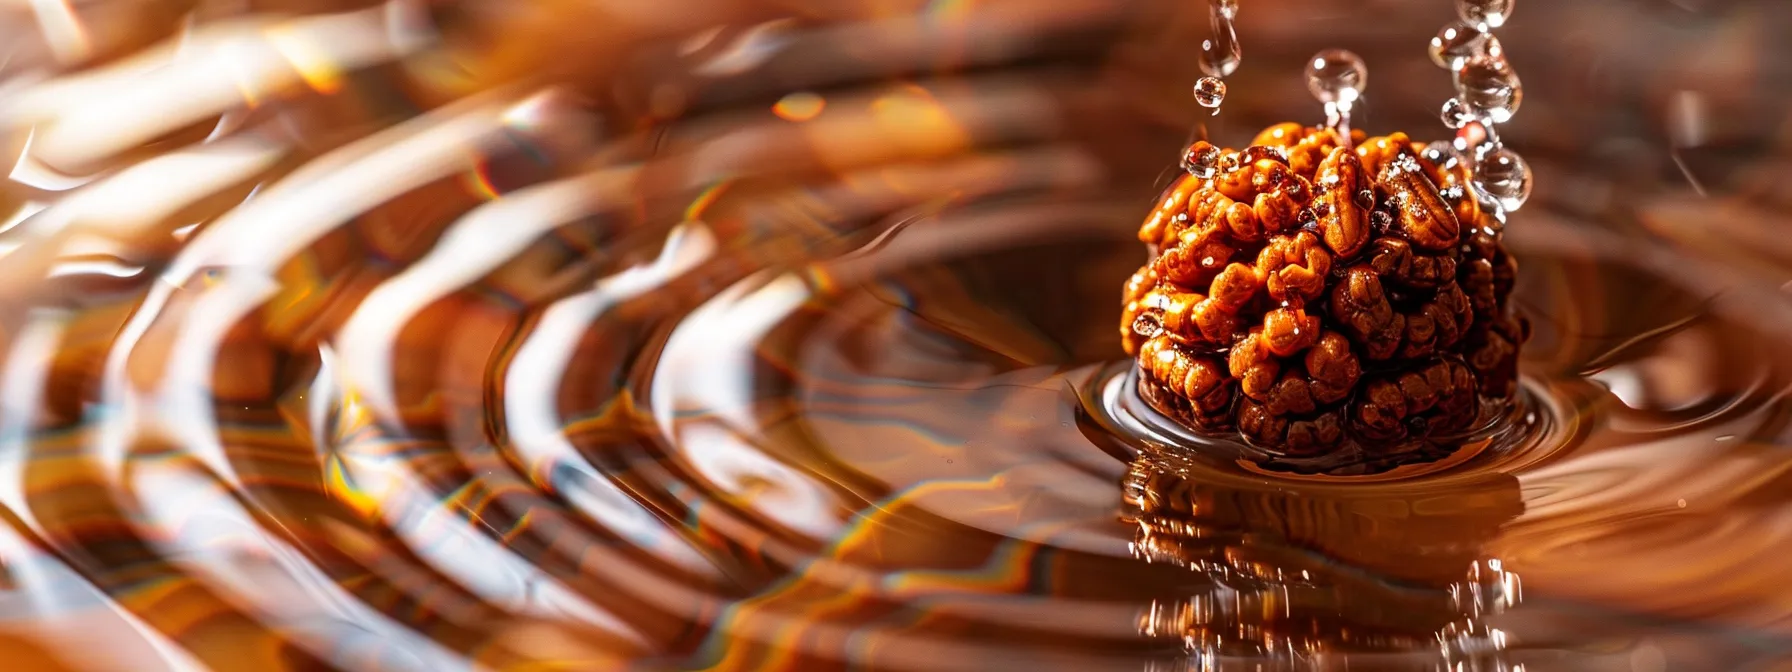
(1306, 49), (1368, 104)
(1192, 77), (1227, 113)
(1473, 146), (1533, 212)
(1182, 141), (1222, 178)
(1456, 0), (1515, 29)
(1429, 21), (1489, 70)
(1454, 56), (1522, 123)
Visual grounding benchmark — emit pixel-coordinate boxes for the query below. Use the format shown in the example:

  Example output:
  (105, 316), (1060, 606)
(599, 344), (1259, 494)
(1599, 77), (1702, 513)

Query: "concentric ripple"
(2, 1), (1792, 671)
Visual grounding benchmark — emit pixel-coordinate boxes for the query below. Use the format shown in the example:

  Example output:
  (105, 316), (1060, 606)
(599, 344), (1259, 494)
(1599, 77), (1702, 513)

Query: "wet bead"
(1473, 146), (1532, 212)
(1193, 77), (1227, 112)
(1306, 49), (1367, 105)
(1429, 21), (1489, 71)
(1456, 0), (1514, 29)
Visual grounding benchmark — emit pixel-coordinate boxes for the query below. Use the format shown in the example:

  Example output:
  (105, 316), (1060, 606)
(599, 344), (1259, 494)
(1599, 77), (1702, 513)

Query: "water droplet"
(1422, 140), (1465, 171)
(1199, 18), (1241, 78)
(1456, 0), (1514, 29)
(1473, 147), (1532, 212)
(1132, 310), (1166, 338)
(1440, 98), (1477, 129)
(1192, 77), (1227, 113)
(1210, 0), (1239, 20)
(1182, 142), (1222, 178)
(1306, 49), (1367, 104)
(1453, 55), (1522, 123)
(1429, 21), (1489, 70)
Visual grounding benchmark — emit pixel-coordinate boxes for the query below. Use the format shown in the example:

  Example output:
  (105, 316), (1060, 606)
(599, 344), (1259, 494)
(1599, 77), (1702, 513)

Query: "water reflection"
(0, 0), (1789, 670)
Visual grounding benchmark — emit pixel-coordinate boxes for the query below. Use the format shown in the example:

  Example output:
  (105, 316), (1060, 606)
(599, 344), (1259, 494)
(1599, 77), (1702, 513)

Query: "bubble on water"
(1192, 77), (1227, 113)
(1199, 17), (1242, 78)
(1454, 55), (1522, 123)
(1457, 0), (1514, 29)
(1422, 141), (1465, 172)
(1473, 147), (1532, 212)
(1429, 21), (1489, 70)
(1440, 97), (1477, 129)
(1306, 49), (1367, 105)
(1211, 0), (1239, 20)
(1182, 142), (1222, 178)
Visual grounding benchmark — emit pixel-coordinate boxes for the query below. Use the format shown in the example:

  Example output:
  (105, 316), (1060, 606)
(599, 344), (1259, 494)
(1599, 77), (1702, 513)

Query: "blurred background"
(0, 0), (1789, 670)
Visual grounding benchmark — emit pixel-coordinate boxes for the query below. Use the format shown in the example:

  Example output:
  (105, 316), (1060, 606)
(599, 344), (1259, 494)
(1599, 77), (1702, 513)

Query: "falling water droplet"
(1454, 55), (1522, 123)
(1440, 97), (1477, 129)
(1211, 0), (1239, 20)
(1456, 0), (1515, 30)
(1192, 77), (1227, 113)
(1429, 21), (1490, 70)
(1306, 49), (1368, 104)
(1422, 141), (1465, 172)
(1199, 16), (1242, 78)
(1182, 142), (1222, 178)
(1473, 147), (1532, 212)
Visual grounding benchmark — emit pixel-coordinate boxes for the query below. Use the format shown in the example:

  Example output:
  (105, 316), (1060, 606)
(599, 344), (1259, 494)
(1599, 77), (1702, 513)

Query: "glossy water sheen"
(0, 0), (1789, 670)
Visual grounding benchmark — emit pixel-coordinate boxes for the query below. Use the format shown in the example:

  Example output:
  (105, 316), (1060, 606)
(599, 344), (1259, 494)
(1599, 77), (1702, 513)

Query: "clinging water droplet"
(1429, 21), (1489, 71)
(1422, 141), (1465, 172)
(1473, 147), (1532, 212)
(1454, 55), (1522, 123)
(1132, 310), (1166, 339)
(1192, 77), (1227, 113)
(1199, 17), (1242, 78)
(1182, 141), (1222, 178)
(1456, 0), (1515, 30)
(1440, 97), (1477, 129)
(1306, 49), (1367, 105)
(1210, 0), (1239, 20)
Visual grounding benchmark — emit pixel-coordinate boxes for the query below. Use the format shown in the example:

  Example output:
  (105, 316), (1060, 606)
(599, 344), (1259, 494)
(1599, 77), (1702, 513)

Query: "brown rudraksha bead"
(1122, 124), (1527, 458)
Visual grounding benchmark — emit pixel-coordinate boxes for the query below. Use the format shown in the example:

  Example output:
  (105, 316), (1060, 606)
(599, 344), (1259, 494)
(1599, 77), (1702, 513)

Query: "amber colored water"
(1, 1), (1791, 670)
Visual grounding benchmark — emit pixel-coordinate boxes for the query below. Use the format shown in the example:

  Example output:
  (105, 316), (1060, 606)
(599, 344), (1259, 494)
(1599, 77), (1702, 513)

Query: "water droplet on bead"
(1199, 18), (1242, 78)
(1454, 55), (1522, 123)
(1473, 147), (1532, 212)
(1306, 49), (1367, 104)
(1132, 310), (1166, 339)
(1456, 0), (1514, 29)
(1429, 21), (1489, 70)
(1440, 98), (1477, 129)
(1182, 142), (1222, 178)
(1422, 141), (1465, 171)
(1192, 77), (1227, 113)
(1210, 0), (1239, 20)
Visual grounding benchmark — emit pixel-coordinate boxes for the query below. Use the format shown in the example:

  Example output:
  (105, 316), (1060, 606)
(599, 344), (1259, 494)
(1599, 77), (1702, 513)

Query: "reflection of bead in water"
(1192, 77), (1227, 113)
(1306, 49), (1367, 104)
(1457, 0), (1514, 29)
(1440, 97), (1477, 129)
(1473, 147), (1532, 212)
(1199, 18), (1242, 78)
(1429, 21), (1489, 70)
(1182, 142), (1222, 178)
(1454, 56), (1522, 123)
